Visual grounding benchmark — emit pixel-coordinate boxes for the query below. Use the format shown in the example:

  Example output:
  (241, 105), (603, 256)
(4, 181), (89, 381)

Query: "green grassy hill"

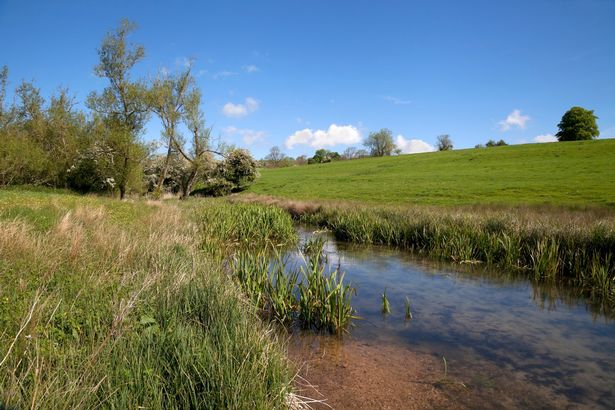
(248, 140), (615, 207)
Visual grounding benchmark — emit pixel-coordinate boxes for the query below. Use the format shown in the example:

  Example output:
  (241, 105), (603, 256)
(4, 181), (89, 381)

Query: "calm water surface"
(291, 228), (615, 409)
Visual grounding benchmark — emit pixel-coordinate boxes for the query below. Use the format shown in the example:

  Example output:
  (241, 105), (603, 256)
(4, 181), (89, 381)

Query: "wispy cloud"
(174, 56), (194, 68)
(395, 135), (435, 153)
(243, 65), (259, 73)
(382, 95), (412, 105)
(213, 70), (238, 80)
(499, 109), (530, 131)
(223, 126), (266, 144)
(533, 134), (557, 143)
(222, 97), (259, 118)
(285, 124), (361, 149)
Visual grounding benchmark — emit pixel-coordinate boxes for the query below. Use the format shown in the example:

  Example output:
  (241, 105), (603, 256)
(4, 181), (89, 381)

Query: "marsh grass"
(0, 191), (294, 408)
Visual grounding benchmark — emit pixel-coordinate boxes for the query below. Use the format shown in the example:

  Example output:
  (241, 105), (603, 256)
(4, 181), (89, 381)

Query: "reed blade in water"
(382, 288), (391, 314)
(405, 296), (413, 320)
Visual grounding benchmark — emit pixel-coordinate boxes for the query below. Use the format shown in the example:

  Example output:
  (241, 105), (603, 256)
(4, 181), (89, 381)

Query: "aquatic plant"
(231, 246), (355, 333)
(381, 289), (391, 314)
(405, 296), (413, 320)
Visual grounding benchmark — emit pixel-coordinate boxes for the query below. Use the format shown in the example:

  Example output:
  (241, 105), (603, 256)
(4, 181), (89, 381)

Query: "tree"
(220, 149), (257, 190)
(148, 66), (195, 196)
(364, 128), (395, 156)
(556, 107), (599, 141)
(264, 146), (287, 167)
(87, 19), (150, 199)
(342, 146), (358, 160)
(436, 134), (453, 151)
(485, 139), (507, 147)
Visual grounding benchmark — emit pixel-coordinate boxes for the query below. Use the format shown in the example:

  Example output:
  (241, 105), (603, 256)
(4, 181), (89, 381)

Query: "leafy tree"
(87, 19), (150, 199)
(220, 149), (257, 191)
(485, 139), (507, 147)
(364, 128), (395, 156)
(0, 66), (8, 127)
(556, 107), (599, 141)
(148, 66), (195, 196)
(172, 88), (216, 198)
(308, 149), (340, 164)
(436, 134), (453, 151)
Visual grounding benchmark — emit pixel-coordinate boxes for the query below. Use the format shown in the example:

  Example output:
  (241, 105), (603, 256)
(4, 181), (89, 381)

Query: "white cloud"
(382, 95), (412, 105)
(223, 126), (266, 145)
(499, 109), (530, 131)
(533, 134), (557, 143)
(222, 97), (260, 118)
(285, 124), (361, 149)
(395, 135), (435, 154)
(243, 65), (259, 73)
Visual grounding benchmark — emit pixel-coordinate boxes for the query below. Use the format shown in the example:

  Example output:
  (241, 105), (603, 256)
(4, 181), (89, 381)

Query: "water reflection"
(289, 227), (615, 409)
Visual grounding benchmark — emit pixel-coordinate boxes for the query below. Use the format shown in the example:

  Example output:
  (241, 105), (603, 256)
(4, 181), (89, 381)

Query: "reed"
(381, 289), (391, 314)
(231, 246), (356, 334)
(405, 296), (413, 320)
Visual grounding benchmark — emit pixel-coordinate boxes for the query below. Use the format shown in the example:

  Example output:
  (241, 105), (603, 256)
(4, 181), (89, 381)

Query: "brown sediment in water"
(288, 334), (577, 410)
(288, 336), (457, 410)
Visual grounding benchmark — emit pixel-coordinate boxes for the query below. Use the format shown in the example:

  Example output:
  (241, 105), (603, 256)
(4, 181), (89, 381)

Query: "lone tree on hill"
(436, 134), (453, 151)
(364, 128), (395, 156)
(556, 107), (599, 141)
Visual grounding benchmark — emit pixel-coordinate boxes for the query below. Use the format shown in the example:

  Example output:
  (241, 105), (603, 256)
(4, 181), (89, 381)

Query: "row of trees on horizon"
(260, 106), (600, 169)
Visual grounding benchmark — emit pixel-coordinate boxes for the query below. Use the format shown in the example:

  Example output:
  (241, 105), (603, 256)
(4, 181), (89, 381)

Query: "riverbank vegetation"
(235, 195), (615, 315)
(0, 189), (302, 408)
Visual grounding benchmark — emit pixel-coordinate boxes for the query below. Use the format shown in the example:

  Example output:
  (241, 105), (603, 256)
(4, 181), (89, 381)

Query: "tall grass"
(0, 192), (294, 408)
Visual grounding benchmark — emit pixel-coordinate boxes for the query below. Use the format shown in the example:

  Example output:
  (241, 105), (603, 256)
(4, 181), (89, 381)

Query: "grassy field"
(0, 188), (301, 408)
(249, 140), (615, 207)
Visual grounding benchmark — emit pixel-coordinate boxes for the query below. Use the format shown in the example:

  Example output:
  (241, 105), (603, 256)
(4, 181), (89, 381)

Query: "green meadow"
(249, 140), (615, 207)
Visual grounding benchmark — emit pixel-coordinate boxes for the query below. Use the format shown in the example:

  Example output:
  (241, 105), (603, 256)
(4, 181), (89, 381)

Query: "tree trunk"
(155, 141), (173, 198)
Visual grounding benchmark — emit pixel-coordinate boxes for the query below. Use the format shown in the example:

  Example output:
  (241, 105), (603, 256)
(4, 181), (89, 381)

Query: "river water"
(288, 228), (615, 409)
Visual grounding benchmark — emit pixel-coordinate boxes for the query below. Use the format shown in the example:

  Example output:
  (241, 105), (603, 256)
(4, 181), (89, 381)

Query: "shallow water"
(290, 228), (615, 409)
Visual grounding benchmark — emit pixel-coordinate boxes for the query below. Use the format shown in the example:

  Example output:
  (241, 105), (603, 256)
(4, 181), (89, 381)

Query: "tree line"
(0, 20), (257, 199)
(260, 107), (600, 168)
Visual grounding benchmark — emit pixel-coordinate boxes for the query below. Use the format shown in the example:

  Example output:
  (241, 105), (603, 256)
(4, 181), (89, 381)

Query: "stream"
(287, 228), (615, 409)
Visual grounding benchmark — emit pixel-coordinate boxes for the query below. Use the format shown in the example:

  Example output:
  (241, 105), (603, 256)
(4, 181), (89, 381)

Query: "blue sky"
(1, 0), (614, 158)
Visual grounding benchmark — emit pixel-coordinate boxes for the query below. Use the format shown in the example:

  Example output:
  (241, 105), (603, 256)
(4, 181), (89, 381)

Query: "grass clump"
(231, 242), (356, 334)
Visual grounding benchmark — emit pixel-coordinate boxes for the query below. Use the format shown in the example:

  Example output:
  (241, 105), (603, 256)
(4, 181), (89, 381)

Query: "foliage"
(0, 191), (293, 408)
(87, 19), (150, 198)
(364, 128), (395, 156)
(308, 149), (341, 164)
(249, 140), (615, 207)
(437, 134), (453, 151)
(232, 245), (356, 333)
(191, 177), (234, 197)
(486, 139), (508, 147)
(220, 149), (258, 191)
(556, 106), (599, 141)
